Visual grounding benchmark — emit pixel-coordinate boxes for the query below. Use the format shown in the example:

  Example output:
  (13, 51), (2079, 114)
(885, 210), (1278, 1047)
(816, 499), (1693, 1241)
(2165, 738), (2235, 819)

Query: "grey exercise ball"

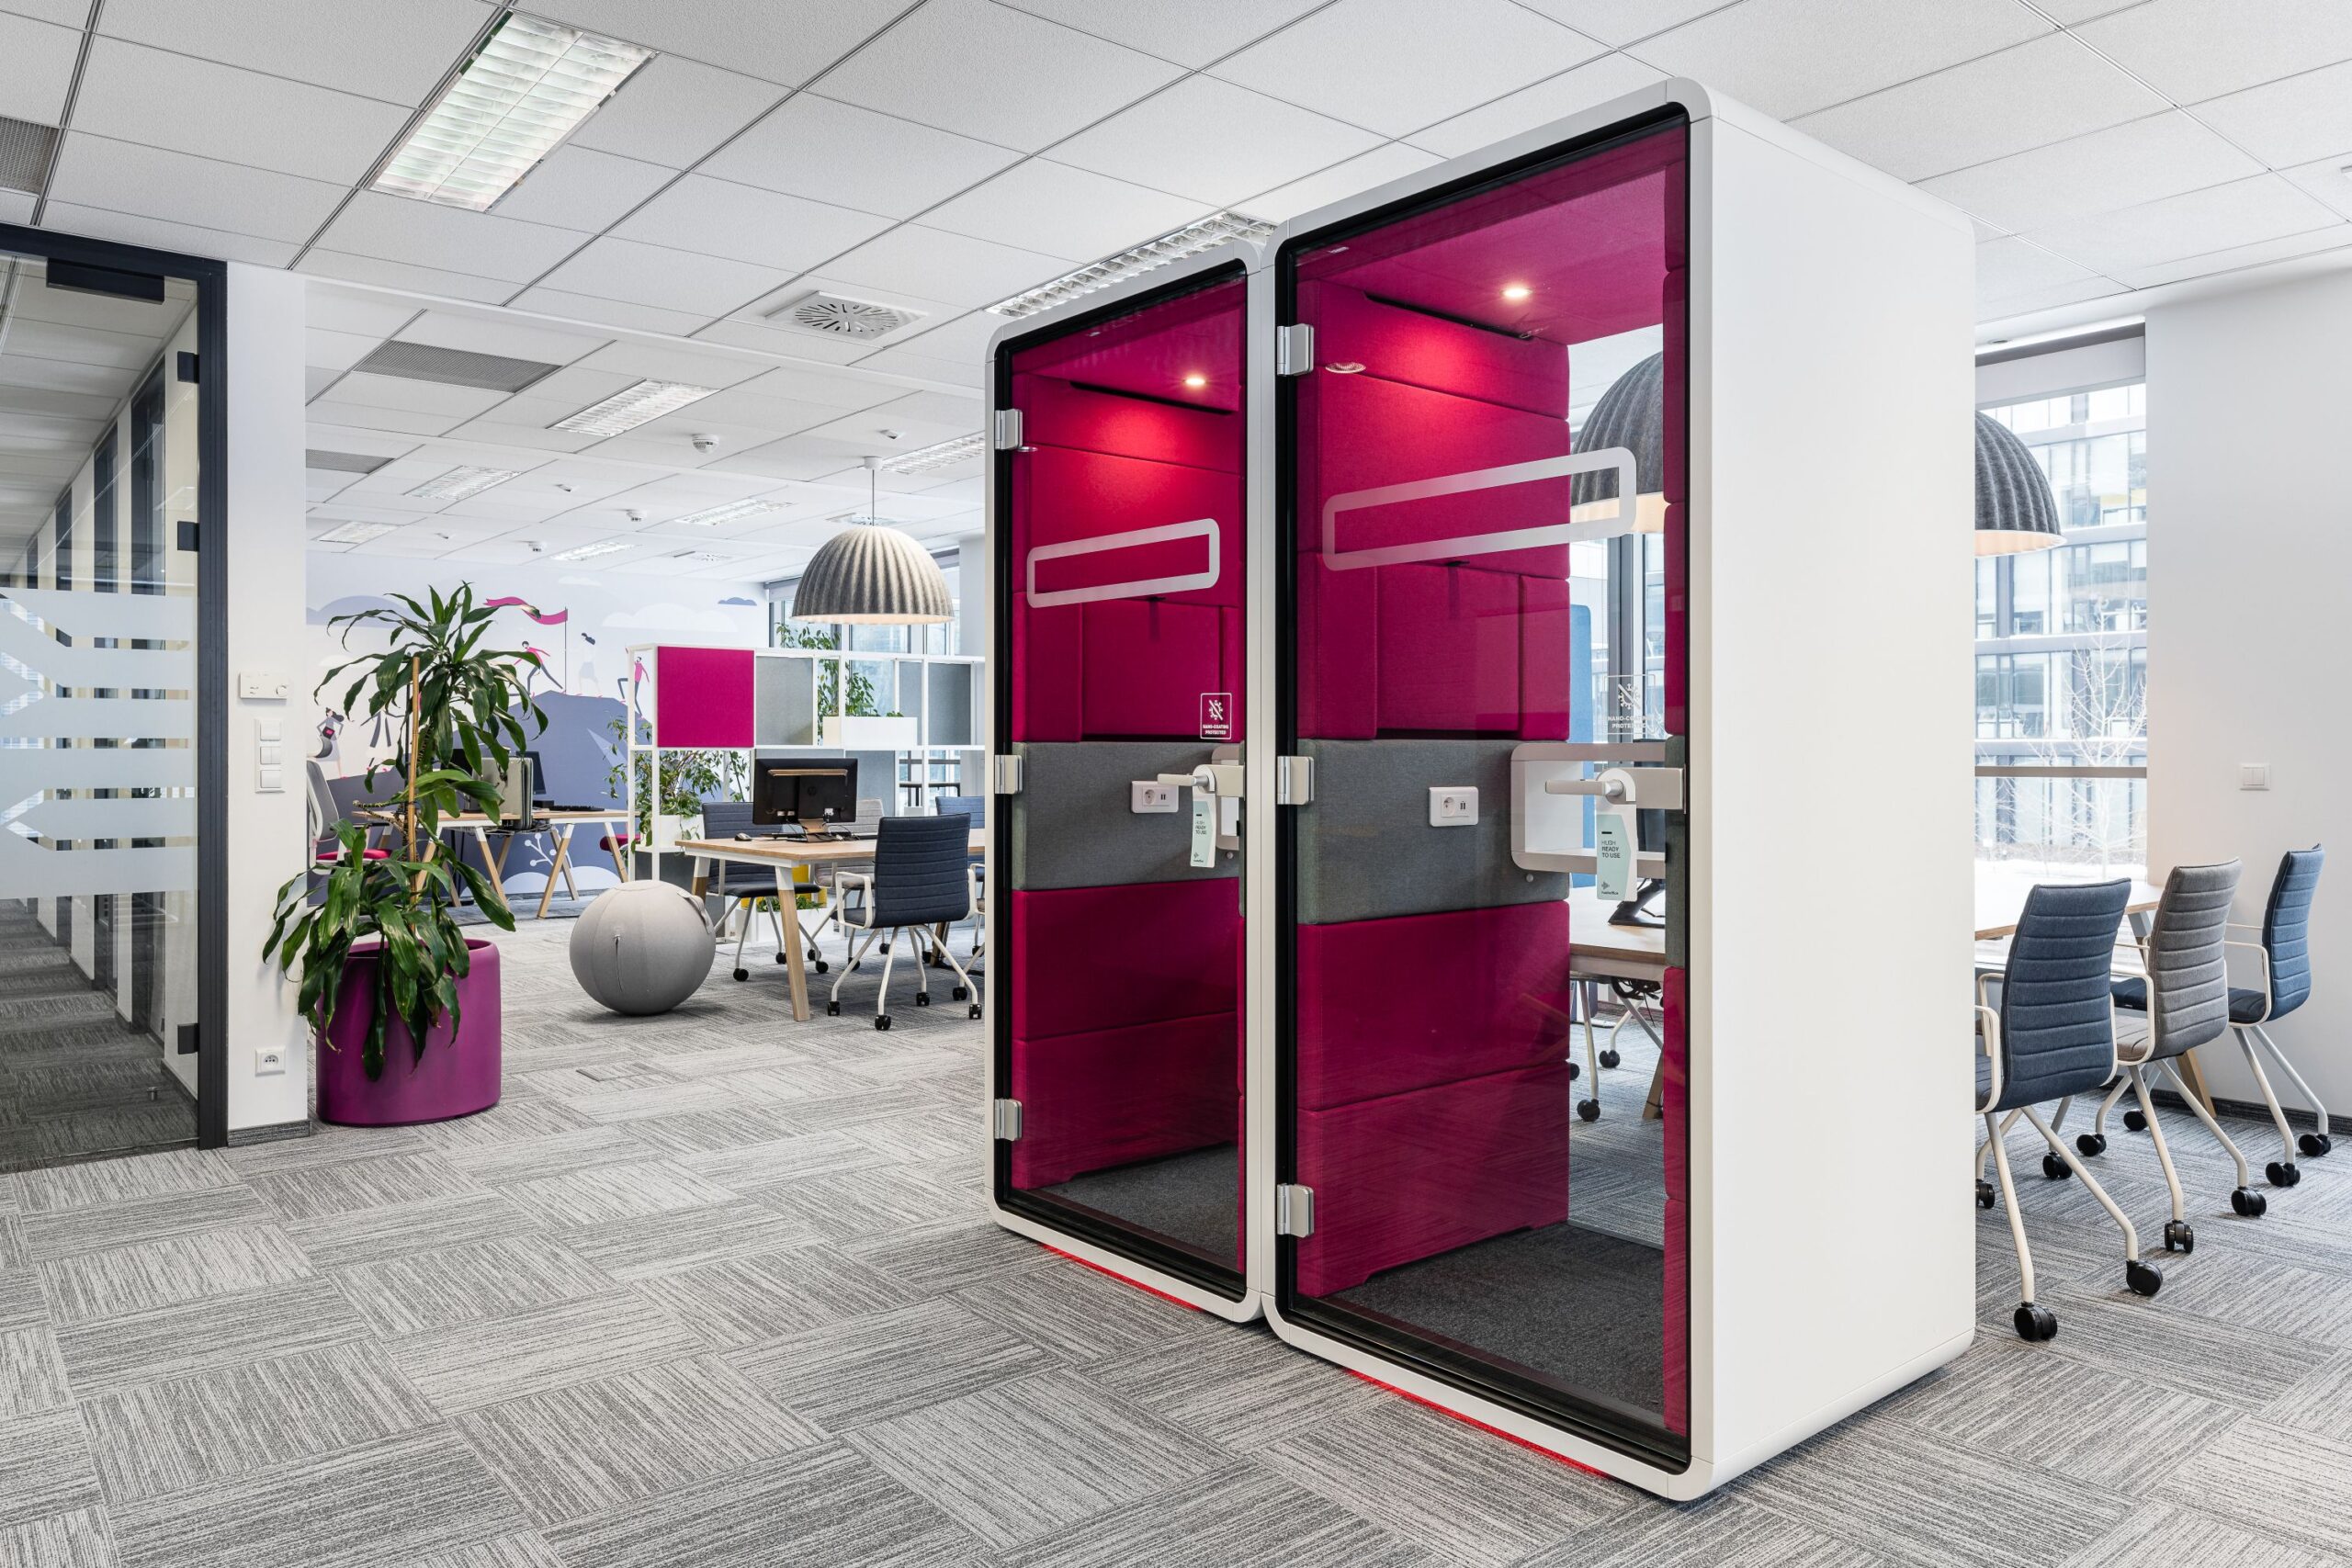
(570, 881), (716, 1016)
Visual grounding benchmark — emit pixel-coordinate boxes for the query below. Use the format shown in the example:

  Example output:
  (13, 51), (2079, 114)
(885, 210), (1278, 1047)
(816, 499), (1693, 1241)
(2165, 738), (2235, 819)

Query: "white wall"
(2147, 270), (2352, 1116)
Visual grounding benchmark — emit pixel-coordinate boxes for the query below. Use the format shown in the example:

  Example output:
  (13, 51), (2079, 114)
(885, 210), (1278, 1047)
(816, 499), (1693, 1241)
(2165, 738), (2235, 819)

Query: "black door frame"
(1, 220), (230, 1150)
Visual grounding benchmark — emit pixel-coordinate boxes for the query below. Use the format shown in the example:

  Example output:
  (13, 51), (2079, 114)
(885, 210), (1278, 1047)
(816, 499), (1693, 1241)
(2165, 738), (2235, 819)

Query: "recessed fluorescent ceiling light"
(372, 13), (650, 212)
(672, 550), (729, 562)
(552, 538), (632, 561)
(407, 466), (520, 502)
(671, 498), (786, 527)
(552, 379), (717, 437)
(313, 520), (400, 544)
(876, 433), (984, 475)
(988, 211), (1274, 319)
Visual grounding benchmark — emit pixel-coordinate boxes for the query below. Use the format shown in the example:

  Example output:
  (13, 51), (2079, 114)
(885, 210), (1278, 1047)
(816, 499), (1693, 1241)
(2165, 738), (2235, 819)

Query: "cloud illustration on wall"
(717, 596), (757, 607)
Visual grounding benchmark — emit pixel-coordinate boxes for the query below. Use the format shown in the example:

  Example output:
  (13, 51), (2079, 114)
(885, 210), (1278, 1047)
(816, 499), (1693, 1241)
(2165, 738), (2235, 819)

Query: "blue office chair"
(826, 813), (978, 1030)
(1975, 879), (2160, 1341)
(2226, 848), (2329, 1184)
(699, 800), (830, 984)
(2078, 860), (2265, 1228)
(938, 794), (985, 959)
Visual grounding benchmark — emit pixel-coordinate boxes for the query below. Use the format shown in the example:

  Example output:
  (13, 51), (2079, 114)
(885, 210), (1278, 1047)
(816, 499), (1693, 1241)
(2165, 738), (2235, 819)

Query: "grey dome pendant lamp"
(1569, 352), (1666, 534)
(790, 457), (954, 625)
(1973, 412), (2064, 556)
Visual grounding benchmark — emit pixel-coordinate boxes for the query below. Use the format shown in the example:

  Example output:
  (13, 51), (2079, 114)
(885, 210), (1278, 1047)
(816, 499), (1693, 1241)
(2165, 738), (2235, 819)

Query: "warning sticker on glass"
(1199, 692), (1232, 740)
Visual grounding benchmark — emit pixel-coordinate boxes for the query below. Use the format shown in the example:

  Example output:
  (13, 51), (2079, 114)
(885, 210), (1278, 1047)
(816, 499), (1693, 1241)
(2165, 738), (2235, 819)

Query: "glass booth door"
(991, 265), (1250, 1298)
(1273, 117), (1692, 1461)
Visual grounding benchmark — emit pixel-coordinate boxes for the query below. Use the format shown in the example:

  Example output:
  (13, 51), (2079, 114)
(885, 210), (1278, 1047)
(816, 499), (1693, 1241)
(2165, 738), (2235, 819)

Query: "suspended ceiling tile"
(2021, 173), (2343, 275)
(1918, 111), (2264, 237)
(1792, 33), (2165, 183)
(304, 290), (424, 339)
(693, 317), (874, 365)
(39, 202), (302, 267)
(730, 365), (907, 412)
(1051, 77), (1385, 209)
(566, 53), (785, 171)
(995, 0), (1322, 66)
(610, 175), (895, 273)
(1626, 0), (2050, 120)
(2075, 0), (2352, 104)
(316, 194), (597, 286)
(537, 235), (796, 320)
(2113, 222), (2352, 289)
(47, 133), (347, 243)
(698, 93), (1022, 221)
(1239, 141), (1443, 224)
(2280, 156), (2352, 222)
(1406, 54), (1667, 157)
(297, 250), (519, 306)
(520, 0), (910, 86)
(491, 145), (676, 233)
(71, 38), (411, 187)
(846, 345), (984, 389)
(1974, 235), (2105, 303)
(0, 190), (32, 226)
(1211, 0), (1607, 140)
(305, 328), (385, 373)
(305, 402), (468, 438)
(820, 226), (1069, 310)
(395, 311), (610, 369)
(0, 10), (83, 126)
(818, 0), (1186, 152)
(923, 160), (1209, 265)
(2192, 59), (2352, 170)
(97, 0), (491, 106)
(315, 372), (510, 420)
(505, 288), (715, 339)
(1513, 0), (1738, 48)
(570, 339), (768, 391)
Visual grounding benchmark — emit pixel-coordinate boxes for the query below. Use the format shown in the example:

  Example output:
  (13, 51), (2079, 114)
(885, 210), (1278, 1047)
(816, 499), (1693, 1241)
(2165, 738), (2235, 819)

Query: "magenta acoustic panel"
(652, 646), (754, 749)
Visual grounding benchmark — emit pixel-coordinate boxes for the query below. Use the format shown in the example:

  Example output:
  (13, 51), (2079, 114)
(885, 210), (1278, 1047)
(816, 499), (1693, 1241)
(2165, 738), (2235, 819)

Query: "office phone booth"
(985, 257), (1256, 1314)
(1268, 112), (1693, 1467)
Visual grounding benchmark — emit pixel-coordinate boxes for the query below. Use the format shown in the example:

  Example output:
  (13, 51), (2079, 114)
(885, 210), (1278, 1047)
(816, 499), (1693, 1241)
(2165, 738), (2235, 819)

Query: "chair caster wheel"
(731, 968), (749, 982)
(2233, 1186), (2267, 1217)
(915, 992), (930, 1007)
(2125, 1259), (2163, 1298)
(814, 960), (829, 974)
(2076, 1134), (2107, 1157)
(1600, 1048), (1621, 1069)
(2042, 1153), (2073, 1180)
(1975, 1179), (1996, 1210)
(1567, 1061), (1580, 1081)
(875, 1015), (892, 1031)
(2014, 1303), (2058, 1342)
(2300, 1132), (2332, 1157)
(968, 1004), (982, 1020)
(2267, 1160), (2301, 1188)
(2124, 1109), (2147, 1132)
(952, 986), (967, 1001)
(2164, 1220), (2195, 1254)
(1577, 1099), (1600, 1122)
(776, 952), (789, 964)
(826, 1001), (841, 1017)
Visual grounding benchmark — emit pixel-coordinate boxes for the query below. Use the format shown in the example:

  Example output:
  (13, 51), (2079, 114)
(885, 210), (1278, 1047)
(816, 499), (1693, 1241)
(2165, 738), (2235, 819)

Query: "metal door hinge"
(1275, 1183), (1315, 1237)
(175, 351), (199, 384)
(1275, 323), (1315, 377)
(991, 753), (1023, 795)
(175, 1022), (198, 1056)
(1275, 754), (1314, 806)
(993, 409), (1023, 450)
(991, 1099), (1023, 1140)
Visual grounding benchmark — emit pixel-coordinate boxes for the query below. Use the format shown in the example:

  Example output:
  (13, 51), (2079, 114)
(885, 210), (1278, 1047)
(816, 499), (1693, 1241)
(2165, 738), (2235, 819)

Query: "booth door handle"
(1543, 766), (1684, 811)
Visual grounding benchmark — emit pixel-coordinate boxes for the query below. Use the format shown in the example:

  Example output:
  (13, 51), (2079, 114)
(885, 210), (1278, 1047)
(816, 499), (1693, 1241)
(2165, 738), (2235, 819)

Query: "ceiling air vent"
(351, 340), (560, 393)
(306, 449), (392, 475)
(765, 291), (924, 342)
(0, 116), (59, 194)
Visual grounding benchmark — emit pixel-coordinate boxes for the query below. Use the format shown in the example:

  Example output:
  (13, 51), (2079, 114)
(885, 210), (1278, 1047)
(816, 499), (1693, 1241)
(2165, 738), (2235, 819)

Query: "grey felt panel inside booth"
(1297, 739), (1567, 924)
(1011, 741), (1239, 890)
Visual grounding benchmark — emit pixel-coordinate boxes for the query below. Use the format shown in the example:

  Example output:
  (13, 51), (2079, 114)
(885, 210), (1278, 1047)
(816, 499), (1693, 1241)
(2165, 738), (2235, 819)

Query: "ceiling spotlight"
(691, 433), (720, 454)
(371, 13), (650, 212)
(1502, 284), (1532, 301)
(1324, 362), (1365, 375)
(552, 379), (718, 437)
(1182, 374), (1207, 389)
(624, 508), (645, 523)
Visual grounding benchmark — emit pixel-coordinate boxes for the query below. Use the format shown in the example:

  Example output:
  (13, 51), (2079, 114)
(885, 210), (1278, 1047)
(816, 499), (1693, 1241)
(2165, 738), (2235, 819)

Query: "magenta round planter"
(317, 939), (502, 1126)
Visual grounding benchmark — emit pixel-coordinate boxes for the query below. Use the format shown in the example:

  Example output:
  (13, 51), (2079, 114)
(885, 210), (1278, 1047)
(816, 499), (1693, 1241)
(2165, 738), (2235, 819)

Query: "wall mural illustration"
(305, 555), (767, 900)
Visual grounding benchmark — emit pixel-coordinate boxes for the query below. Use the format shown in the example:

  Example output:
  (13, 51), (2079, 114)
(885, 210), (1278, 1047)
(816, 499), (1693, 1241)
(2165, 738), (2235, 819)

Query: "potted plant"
(266, 586), (545, 1126)
(604, 715), (745, 887)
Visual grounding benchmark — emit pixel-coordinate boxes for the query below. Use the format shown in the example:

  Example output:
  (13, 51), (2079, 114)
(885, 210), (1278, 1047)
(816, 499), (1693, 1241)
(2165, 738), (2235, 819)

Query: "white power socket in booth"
(254, 1046), (287, 1076)
(1132, 782), (1180, 813)
(1429, 787), (1478, 827)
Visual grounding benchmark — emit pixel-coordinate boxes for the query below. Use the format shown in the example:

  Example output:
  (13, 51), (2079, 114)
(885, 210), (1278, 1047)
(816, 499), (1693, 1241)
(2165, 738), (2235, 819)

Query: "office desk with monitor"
(678, 829), (986, 1021)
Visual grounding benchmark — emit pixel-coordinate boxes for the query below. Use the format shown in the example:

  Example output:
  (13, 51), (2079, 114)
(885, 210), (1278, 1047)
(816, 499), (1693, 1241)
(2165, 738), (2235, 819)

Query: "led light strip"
(407, 466), (520, 502)
(988, 211), (1272, 319)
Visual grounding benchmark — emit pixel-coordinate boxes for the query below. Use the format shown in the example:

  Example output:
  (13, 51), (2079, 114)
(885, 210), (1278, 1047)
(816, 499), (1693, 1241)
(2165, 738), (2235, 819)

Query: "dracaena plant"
(266, 585), (546, 1079)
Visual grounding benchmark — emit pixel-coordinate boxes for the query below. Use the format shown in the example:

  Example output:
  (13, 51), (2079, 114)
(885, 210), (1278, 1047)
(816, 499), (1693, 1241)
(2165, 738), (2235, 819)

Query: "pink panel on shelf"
(1296, 1059), (1570, 1297)
(1009, 1013), (1236, 1189)
(1296, 902), (1571, 1111)
(652, 646), (754, 749)
(1082, 598), (1222, 738)
(1374, 563), (1522, 734)
(1009, 880), (1238, 1041)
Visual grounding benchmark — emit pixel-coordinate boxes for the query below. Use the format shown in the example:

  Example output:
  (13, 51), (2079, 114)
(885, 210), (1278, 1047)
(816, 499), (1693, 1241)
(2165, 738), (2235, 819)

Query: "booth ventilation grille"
(766, 291), (925, 341)
(350, 340), (561, 393)
(0, 117), (58, 193)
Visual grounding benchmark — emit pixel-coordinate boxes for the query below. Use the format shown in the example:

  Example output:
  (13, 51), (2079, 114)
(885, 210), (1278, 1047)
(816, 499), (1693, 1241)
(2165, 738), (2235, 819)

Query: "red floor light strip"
(1041, 1244), (1204, 1312)
(1348, 1370), (1608, 1478)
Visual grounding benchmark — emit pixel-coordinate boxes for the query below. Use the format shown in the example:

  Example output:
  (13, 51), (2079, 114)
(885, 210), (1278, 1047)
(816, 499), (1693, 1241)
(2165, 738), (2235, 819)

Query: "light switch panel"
(2241, 763), (2270, 791)
(1429, 786), (1478, 827)
(255, 718), (282, 743)
(256, 765), (283, 793)
(1132, 781), (1179, 814)
(239, 671), (289, 701)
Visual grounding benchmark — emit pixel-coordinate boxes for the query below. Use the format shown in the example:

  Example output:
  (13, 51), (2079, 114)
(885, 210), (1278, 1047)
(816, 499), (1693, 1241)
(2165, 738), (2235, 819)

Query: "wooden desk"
(1564, 888), (1669, 1120)
(439, 810), (634, 919)
(677, 831), (985, 1022)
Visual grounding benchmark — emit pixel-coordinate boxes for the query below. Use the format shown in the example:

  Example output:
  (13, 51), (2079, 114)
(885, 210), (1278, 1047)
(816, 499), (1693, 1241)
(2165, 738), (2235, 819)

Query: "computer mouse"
(734, 831), (752, 840)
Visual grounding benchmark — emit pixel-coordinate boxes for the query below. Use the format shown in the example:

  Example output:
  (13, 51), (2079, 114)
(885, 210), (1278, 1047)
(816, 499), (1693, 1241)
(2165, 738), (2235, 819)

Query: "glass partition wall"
(991, 264), (1250, 1300)
(0, 231), (222, 1167)
(1274, 115), (1690, 1461)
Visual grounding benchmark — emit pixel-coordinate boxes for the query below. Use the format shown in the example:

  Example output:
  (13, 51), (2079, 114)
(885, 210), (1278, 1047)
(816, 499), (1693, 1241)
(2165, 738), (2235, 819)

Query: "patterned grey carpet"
(4, 911), (2352, 1566)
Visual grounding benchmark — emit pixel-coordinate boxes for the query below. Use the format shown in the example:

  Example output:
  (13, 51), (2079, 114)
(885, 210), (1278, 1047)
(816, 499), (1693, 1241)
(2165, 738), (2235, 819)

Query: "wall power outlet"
(1430, 786), (1478, 827)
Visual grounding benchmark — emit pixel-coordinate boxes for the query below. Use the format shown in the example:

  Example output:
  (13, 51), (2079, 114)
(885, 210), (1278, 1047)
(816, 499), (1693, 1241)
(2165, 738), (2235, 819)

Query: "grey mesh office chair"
(2226, 848), (2329, 1186)
(826, 814), (978, 1029)
(2077, 860), (2267, 1235)
(1976, 879), (2162, 1340)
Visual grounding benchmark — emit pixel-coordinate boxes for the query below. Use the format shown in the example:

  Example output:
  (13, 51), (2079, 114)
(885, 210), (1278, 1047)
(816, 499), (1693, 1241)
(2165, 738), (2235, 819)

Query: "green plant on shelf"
(777, 622), (880, 716)
(605, 714), (747, 842)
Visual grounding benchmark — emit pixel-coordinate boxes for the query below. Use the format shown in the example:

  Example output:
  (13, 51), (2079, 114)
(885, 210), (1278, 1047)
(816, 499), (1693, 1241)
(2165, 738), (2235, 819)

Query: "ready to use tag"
(1593, 805), (1635, 902)
(1189, 789), (1216, 869)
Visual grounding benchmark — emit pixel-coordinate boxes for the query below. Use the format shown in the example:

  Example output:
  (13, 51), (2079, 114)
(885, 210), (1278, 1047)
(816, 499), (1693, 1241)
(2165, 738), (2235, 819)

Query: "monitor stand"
(797, 817), (845, 841)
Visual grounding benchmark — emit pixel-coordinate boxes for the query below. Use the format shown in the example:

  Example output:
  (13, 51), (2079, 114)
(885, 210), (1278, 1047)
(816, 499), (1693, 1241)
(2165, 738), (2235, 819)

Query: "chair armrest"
(2222, 937), (2274, 1012)
(834, 871), (873, 927)
(1974, 1004), (2001, 1113)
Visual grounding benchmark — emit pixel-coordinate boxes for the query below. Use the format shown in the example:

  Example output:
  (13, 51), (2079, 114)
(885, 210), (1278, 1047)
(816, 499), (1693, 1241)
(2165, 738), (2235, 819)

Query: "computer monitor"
(752, 755), (857, 833)
(485, 754), (537, 829)
(519, 749), (551, 806)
